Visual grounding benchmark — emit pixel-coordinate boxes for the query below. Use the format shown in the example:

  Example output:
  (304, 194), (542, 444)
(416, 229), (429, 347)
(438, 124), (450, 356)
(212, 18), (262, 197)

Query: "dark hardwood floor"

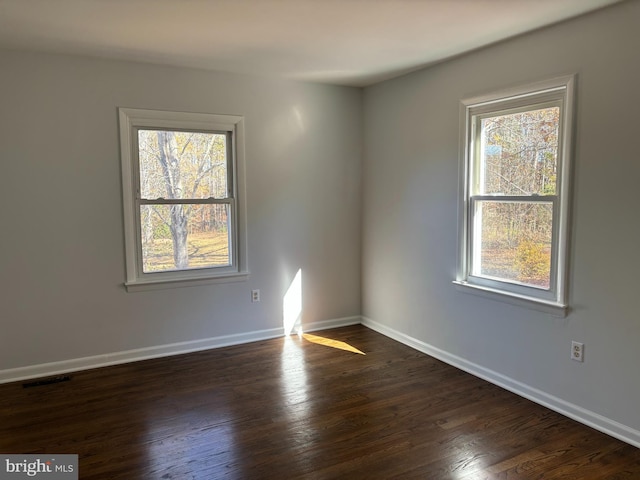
(1, 325), (638, 479)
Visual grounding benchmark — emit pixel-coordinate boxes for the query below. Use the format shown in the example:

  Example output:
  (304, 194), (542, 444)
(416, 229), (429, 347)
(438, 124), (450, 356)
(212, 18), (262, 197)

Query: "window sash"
(470, 100), (563, 198)
(467, 196), (559, 297)
(134, 200), (237, 276)
(134, 129), (233, 202)
(132, 128), (236, 277)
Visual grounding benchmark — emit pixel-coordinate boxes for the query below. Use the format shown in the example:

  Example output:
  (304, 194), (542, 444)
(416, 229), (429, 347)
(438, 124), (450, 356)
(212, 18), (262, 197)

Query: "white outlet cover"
(571, 341), (584, 362)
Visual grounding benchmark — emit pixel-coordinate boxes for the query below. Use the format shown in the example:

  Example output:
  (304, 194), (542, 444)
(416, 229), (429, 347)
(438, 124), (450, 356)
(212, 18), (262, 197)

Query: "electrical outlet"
(251, 289), (260, 303)
(571, 341), (584, 362)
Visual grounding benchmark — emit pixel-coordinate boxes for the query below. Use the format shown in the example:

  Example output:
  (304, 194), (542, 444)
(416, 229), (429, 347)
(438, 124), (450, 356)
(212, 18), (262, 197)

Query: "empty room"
(1, 0), (639, 478)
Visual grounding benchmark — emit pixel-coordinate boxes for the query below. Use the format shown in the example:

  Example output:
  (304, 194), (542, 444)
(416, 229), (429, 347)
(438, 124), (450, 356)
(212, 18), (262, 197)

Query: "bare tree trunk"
(157, 131), (189, 269)
(170, 205), (189, 269)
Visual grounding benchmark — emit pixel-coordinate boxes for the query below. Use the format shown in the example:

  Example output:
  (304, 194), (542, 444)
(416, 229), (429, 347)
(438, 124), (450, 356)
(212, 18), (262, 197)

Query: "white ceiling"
(0, 0), (625, 87)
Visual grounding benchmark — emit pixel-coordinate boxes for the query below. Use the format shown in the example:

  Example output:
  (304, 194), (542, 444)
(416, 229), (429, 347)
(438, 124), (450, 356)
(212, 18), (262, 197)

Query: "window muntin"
(456, 76), (574, 311)
(119, 109), (247, 290)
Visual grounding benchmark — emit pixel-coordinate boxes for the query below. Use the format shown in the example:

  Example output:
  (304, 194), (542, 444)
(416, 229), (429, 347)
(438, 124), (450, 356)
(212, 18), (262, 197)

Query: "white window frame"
(454, 75), (575, 316)
(119, 108), (248, 292)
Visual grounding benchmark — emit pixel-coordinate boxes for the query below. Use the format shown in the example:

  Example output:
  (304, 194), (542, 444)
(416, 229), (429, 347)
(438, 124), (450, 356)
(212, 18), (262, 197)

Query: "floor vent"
(22, 375), (71, 388)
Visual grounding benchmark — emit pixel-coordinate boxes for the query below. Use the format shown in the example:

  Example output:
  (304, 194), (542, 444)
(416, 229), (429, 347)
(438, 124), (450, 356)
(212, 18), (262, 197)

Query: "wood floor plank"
(0, 325), (638, 479)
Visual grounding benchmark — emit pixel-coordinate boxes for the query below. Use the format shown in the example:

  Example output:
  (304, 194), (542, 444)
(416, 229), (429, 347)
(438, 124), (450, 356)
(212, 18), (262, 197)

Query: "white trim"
(118, 107), (248, 289)
(462, 75), (575, 109)
(453, 280), (568, 317)
(361, 316), (640, 449)
(0, 316), (362, 385)
(300, 315), (362, 333)
(125, 272), (249, 292)
(456, 74), (576, 308)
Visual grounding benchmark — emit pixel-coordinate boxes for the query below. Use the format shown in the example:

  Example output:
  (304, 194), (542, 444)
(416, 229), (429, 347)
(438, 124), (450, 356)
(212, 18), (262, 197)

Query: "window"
(455, 76), (575, 315)
(119, 108), (248, 291)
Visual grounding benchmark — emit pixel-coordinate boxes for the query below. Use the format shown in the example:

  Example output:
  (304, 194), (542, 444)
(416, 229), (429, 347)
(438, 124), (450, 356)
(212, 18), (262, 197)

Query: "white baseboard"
(7, 313), (636, 449)
(0, 316), (361, 385)
(302, 315), (362, 333)
(361, 316), (640, 449)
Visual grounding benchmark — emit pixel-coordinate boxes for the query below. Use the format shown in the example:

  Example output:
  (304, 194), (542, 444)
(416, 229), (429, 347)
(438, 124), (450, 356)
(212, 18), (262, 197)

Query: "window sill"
(125, 272), (249, 292)
(452, 280), (568, 317)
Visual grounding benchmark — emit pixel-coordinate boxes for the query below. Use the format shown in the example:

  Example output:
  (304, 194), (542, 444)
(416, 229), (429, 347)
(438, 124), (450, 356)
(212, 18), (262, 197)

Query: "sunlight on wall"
(267, 105), (306, 157)
(283, 268), (302, 335)
(292, 106), (305, 133)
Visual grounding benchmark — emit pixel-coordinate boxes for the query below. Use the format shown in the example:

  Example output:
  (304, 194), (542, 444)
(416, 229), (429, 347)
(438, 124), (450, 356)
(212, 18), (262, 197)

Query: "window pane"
(473, 201), (552, 288)
(138, 130), (228, 200)
(479, 107), (559, 195)
(140, 204), (231, 273)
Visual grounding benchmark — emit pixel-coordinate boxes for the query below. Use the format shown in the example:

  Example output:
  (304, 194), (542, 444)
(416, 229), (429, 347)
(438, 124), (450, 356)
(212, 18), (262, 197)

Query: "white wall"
(0, 50), (362, 372)
(362, 1), (640, 443)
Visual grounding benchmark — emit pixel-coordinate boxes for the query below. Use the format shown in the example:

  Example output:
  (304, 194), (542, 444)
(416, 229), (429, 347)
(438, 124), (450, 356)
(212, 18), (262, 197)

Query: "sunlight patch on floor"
(302, 333), (366, 355)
